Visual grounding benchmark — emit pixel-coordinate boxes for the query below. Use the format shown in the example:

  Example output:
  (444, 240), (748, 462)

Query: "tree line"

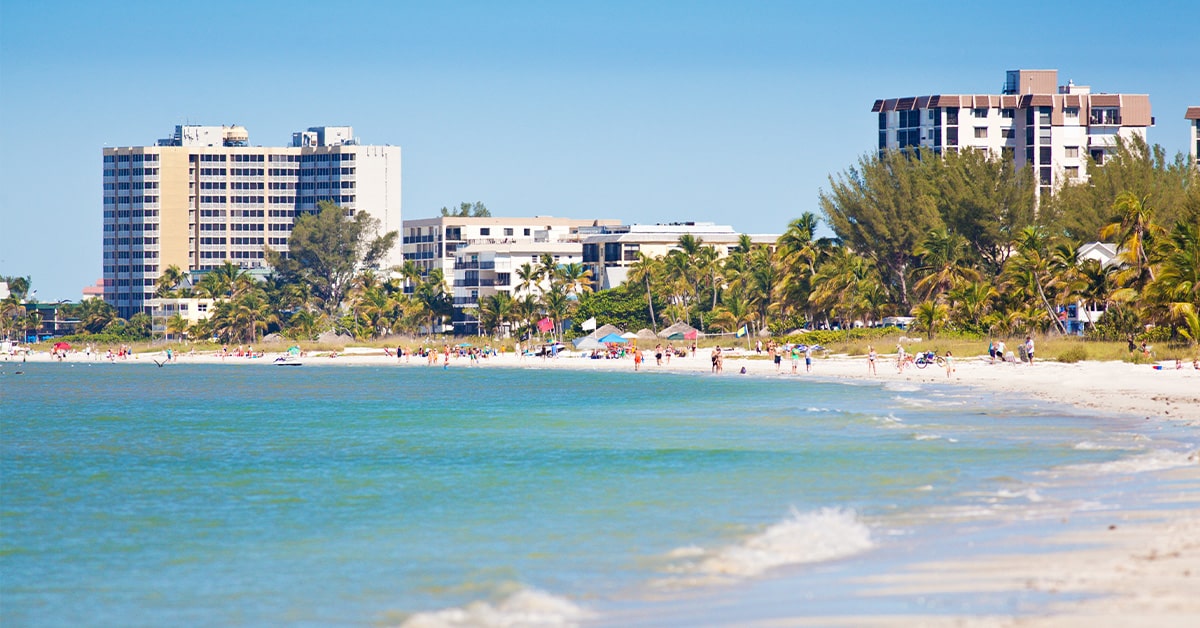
(3, 139), (1197, 348)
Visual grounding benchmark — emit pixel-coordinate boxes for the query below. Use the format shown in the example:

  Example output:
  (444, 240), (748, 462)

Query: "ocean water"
(1, 360), (1195, 626)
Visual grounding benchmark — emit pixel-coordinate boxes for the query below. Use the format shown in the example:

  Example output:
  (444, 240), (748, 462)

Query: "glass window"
(974, 127), (988, 139)
(1064, 146), (1079, 158)
(973, 108), (988, 118)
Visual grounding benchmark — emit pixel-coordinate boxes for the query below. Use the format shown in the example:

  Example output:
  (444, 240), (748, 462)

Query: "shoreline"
(15, 346), (1199, 425)
(8, 347), (1199, 625)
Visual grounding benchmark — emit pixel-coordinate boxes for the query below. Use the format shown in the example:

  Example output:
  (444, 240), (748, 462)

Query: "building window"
(879, 131), (887, 149)
(946, 108), (959, 125)
(973, 108), (988, 118)
(1001, 128), (1014, 139)
(1090, 107), (1120, 125)
(504, 228), (513, 236)
(1038, 108), (1051, 126)
(480, 228), (490, 236)
(1001, 108), (1015, 119)
(1064, 146), (1079, 158)
(1064, 107), (1079, 118)
(974, 127), (988, 139)
(946, 127), (958, 146)
(1040, 167), (1052, 185)
(927, 108), (940, 122)
(878, 112), (887, 130)
(1040, 147), (1052, 164)
(1065, 166), (1080, 179)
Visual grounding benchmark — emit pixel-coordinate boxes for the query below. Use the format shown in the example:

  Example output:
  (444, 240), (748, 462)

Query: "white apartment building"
(103, 124), (401, 318)
(1187, 107), (1200, 162)
(401, 215), (619, 285)
(451, 241), (584, 333)
(580, 223), (779, 290)
(873, 69), (1153, 200)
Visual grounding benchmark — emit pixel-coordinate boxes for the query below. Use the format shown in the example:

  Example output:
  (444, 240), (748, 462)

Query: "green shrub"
(1056, 346), (1088, 363)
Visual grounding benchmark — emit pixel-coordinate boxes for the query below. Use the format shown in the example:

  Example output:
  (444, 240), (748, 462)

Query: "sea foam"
(664, 507), (873, 582)
(401, 588), (592, 628)
(1058, 449), (1199, 475)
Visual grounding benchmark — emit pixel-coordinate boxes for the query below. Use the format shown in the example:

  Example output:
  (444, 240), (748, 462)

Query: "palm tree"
(515, 262), (541, 298)
(155, 264), (187, 298)
(947, 281), (997, 334)
(912, 227), (981, 301)
(540, 284), (570, 340)
(1100, 192), (1164, 290)
(626, 253), (661, 330)
(1003, 226), (1068, 335)
(166, 313), (190, 341)
(910, 300), (950, 339)
(1144, 220), (1200, 340)
(558, 262), (594, 296)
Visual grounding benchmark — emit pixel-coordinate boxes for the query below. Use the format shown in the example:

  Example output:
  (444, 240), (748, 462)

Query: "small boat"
(273, 356), (302, 367)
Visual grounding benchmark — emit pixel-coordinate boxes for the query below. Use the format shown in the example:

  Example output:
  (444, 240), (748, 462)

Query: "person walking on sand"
(790, 344), (800, 374)
(1024, 336), (1035, 365)
(804, 344), (813, 373)
(634, 348), (643, 371)
(945, 350), (955, 378)
(867, 345), (877, 375)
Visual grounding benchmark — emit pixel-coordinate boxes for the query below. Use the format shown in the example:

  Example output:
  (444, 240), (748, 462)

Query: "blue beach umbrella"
(597, 333), (628, 344)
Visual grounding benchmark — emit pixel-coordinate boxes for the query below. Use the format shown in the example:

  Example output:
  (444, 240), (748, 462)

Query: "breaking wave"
(401, 588), (592, 628)
(661, 507), (873, 585)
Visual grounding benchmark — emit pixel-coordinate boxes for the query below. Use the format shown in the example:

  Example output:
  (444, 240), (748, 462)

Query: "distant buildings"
(103, 124), (401, 319)
(873, 69), (1153, 200)
(1187, 107), (1200, 162)
(581, 223), (778, 290)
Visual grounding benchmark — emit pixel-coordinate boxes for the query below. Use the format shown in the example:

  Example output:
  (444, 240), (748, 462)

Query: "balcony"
(453, 260), (496, 270)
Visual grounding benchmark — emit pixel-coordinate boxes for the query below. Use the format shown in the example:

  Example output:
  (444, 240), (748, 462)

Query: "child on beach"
(867, 346), (877, 375)
(945, 350), (955, 378)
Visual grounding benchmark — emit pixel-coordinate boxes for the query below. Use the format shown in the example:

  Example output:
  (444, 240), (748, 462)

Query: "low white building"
(580, 223), (779, 290)
(149, 297), (215, 340)
(1064, 242), (1120, 333)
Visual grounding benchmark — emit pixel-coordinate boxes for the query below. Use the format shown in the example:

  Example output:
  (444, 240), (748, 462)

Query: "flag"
(581, 317), (597, 332)
(537, 317), (554, 333)
(736, 325), (747, 338)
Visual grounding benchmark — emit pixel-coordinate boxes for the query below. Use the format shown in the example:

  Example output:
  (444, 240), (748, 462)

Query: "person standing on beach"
(804, 344), (813, 373)
(867, 346), (877, 375)
(790, 344), (800, 374)
(1024, 336), (1035, 365)
(634, 348), (643, 371)
(945, 350), (955, 378)
(896, 344), (906, 373)
(711, 346), (719, 373)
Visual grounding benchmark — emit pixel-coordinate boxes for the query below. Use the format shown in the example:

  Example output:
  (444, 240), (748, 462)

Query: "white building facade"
(873, 69), (1153, 201)
(581, 223), (779, 290)
(103, 124), (401, 319)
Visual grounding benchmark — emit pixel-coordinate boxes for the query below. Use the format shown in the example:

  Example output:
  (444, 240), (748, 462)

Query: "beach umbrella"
(574, 337), (603, 351)
(620, 332), (638, 339)
(53, 341), (71, 352)
(598, 333), (628, 344)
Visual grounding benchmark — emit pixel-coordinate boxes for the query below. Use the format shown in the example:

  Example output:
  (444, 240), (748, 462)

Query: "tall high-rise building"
(873, 69), (1152, 200)
(102, 125), (401, 318)
(1186, 107), (1200, 162)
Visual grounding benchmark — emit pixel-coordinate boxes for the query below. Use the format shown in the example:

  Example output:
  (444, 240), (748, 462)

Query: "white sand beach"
(10, 345), (1199, 625)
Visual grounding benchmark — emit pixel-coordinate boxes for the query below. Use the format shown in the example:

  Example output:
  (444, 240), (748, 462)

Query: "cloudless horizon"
(2, 0), (1197, 301)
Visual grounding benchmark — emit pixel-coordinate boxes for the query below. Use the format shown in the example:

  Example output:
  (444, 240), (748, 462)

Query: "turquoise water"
(1, 361), (1195, 626)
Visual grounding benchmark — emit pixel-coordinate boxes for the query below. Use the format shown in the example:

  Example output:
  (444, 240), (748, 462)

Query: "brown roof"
(1120, 95), (1153, 126)
(1185, 107), (1200, 120)
(1090, 94), (1121, 107)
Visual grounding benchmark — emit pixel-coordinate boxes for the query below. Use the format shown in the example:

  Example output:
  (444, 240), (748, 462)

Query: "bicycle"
(914, 351), (946, 369)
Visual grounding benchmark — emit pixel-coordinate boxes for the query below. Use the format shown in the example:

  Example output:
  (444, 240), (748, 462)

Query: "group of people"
(765, 341), (815, 374)
(987, 337), (1035, 365)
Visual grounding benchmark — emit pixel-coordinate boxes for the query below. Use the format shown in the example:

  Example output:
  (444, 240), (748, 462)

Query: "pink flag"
(537, 317), (553, 333)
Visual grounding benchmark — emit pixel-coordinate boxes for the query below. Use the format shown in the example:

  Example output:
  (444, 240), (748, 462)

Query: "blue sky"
(1, 0), (1196, 301)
